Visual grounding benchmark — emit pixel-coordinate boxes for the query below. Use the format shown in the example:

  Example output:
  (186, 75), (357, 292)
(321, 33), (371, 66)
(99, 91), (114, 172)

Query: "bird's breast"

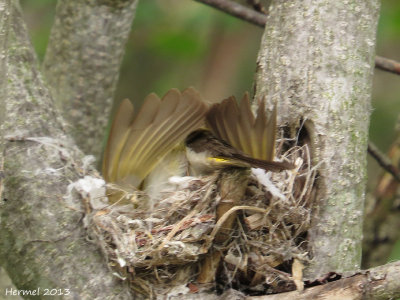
(186, 148), (215, 175)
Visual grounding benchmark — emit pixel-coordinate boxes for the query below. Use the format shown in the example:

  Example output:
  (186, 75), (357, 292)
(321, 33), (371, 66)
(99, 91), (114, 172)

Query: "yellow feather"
(102, 88), (208, 189)
(206, 93), (277, 161)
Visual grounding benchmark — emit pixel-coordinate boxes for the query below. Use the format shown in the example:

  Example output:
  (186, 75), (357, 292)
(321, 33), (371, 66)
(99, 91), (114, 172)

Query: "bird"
(185, 129), (293, 176)
(102, 88), (292, 203)
(185, 93), (294, 175)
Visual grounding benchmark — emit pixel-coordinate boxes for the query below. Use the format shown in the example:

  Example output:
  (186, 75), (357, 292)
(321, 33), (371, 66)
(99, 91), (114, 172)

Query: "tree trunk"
(43, 0), (138, 160)
(0, 0), (9, 149)
(0, 1), (134, 298)
(254, 0), (380, 280)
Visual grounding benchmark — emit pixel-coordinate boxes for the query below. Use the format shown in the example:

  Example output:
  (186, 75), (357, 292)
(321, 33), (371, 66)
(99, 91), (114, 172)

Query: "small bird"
(185, 129), (293, 175)
(103, 88), (293, 202)
(185, 93), (294, 176)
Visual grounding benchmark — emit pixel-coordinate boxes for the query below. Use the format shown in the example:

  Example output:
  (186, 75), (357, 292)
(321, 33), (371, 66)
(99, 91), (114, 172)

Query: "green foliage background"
(20, 0), (400, 263)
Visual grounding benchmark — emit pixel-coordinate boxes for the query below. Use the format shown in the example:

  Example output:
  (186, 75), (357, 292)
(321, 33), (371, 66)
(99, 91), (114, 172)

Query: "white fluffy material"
(251, 168), (286, 201)
(65, 176), (108, 210)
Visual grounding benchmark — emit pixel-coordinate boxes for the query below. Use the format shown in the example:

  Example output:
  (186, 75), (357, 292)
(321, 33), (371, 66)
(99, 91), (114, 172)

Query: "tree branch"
(194, 0), (268, 26)
(375, 55), (400, 75)
(0, 1), (134, 298)
(248, 261), (400, 300)
(43, 0), (138, 160)
(368, 141), (400, 182)
(194, 0), (399, 76)
(363, 134), (400, 268)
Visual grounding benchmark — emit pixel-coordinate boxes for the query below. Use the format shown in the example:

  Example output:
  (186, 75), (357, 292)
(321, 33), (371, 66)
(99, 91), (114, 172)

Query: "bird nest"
(85, 144), (316, 297)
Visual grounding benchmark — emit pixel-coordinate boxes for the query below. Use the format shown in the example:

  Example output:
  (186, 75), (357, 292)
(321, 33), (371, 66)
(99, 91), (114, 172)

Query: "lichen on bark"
(42, 0), (138, 160)
(254, 0), (380, 280)
(0, 1), (135, 298)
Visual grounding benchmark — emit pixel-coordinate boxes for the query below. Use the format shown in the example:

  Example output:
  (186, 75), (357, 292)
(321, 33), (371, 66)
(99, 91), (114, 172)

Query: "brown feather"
(103, 88), (208, 188)
(205, 92), (285, 167)
(265, 104), (277, 161)
(117, 93), (161, 180)
(229, 153), (293, 172)
(238, 93), (254, 155)
(185, 129), (294, 173)
(208, 98), (229, 142)
(140, 88), (206, 170)
(128, 90), (181, 172)
(222, 97), (241, 149)
(219, 97), (237, 143)
(102, 99), (134, 182)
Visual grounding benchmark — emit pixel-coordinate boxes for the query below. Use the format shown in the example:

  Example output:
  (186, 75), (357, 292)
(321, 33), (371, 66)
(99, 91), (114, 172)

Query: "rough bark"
(194, 0), (397, 77)
(254, 0), (380, 280)
(0, 0), (9, 133)
(0, 1), (135, 298)
(124, 261), (400, 299)
(248, 261), (400, 300)
(43, 0), (138, 160)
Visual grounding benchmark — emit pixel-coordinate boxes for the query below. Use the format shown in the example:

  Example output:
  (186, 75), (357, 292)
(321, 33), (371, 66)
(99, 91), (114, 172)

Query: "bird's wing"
(102, 98), (135, 183)
(255, 97), (277, 161)
(102, 88), (208, 187)
(206, 93), (276, 161)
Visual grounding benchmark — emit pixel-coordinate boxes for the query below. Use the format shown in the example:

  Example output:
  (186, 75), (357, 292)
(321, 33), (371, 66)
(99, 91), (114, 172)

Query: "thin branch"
(194, 0), (268, 26)
(368, 141), (400, 182)
(246, 0), (268, 14)
(195, 0), (400, 76)
(363, 137), (400, 268)
(375, 55), (400, 75)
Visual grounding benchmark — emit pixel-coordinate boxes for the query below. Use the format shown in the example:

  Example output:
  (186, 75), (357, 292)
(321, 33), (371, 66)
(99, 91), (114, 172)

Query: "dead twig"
(195, 0), (400, 75)
(368, 141), (400, 183)
(194, 0), (267, 26)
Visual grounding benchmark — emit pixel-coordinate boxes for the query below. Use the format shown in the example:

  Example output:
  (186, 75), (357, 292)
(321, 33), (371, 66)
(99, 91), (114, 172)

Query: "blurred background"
(21, 0), (263, 103)
(15, 0), (400, 271)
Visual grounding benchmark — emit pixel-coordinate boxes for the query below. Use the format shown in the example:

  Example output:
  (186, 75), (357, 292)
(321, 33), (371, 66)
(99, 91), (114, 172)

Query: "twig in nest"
(292, 258), (305, 291)
(204, 205), (269, 250)
(198, 169), (249, 283)
(157, 179), (215, 250)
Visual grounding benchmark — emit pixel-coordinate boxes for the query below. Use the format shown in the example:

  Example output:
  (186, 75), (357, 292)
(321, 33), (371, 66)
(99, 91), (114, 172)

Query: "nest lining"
(87, 144), (316, 297)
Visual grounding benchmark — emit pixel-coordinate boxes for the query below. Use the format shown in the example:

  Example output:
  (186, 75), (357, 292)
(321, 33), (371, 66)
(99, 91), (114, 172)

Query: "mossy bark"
(254, 0), (380, 280)
(43, 0), (138, 160)
(0, 1), (136, 298)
